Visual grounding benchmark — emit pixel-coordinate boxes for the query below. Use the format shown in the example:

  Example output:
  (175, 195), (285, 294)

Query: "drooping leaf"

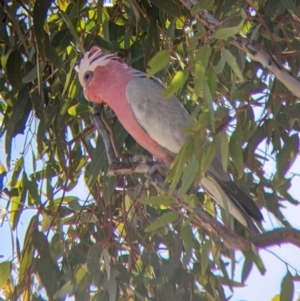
(144, 211), (179, 232)
(277, 134), (299, 177)
(214, 18), (245, 39)
(147, 50), (170, 77)
(6, 50), (22, 90)
(222, 48), (244, 81)
(178, 158), (199, 196)
(163, 70), (189, 98)
(229, 128), (244, 178)
(33, 0), (54, 60)
(0, 262), (11, 288)
(280, 272), (294, 301)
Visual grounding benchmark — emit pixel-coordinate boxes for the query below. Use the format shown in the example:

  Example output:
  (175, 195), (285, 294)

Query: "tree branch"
(107, 158), (300, 251)
(91, 104), (118, 164)
(251, 228), (300, 248)
(179, 1), (300, 98)
(108, 158), (300, 251)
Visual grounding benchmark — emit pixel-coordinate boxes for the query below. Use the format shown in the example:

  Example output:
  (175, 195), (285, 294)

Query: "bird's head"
(75, 46), (117, 90)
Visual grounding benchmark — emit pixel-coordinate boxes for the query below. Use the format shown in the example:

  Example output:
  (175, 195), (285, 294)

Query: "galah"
(76, 46), (263, 233)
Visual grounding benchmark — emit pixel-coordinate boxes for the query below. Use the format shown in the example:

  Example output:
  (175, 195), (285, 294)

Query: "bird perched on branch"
(76, 46), (263, 233)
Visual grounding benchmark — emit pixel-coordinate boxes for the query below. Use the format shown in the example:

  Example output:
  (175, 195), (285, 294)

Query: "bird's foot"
(144, 162), (168, 188)
(128, 155), (168, 181)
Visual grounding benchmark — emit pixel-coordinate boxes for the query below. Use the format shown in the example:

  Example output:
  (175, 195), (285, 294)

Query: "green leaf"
(85, 137), (107, 188)
(251, 251), (266, 275)
(87, 244), (103, 284)
(144, 211), (179, 232)
(277, 134), (299, 177)
(22, 63), (44, 84)
(41, 212), (52, 232)
(5, 89), (31, 168)
(214, 55), (226, 74)
(27, 178), (41, 206)
(241, 254), (253, 282)
(217, 131), (229, 172)
(60, 10), (84, 53)
(150, 0), (183, 17)
(0, 262), (11, 287)
(193, 63), (205, 97)
(147, 50), (170, 77)
(214, 19), (245, 39)
(280, 272), (294, 301)
(138, 196), (175, 206)
(19, 217), (35, 282)
(33, 0), (54, 60)
(186, 112), (210, 134)
(181, 224), (194, 268)
(11, 158), (23, 187)
(200, 141), (216, 177)
(44, 33), (63, 68)
(229, 128), (244, 178)
(6, 50), (22, 90)
(62, 56), (77, 96)
(108, 274), (117, 301)
(163, 70), (189, 98)
(195, 45), (212, 69)
(193, 46), (212, 98)
(206, 68), (217, 99)
(53, 282), (74, 300)
(68, 104), (93, 118)
(201, 240), (211, 275)
(222, 48), (244, 81)
(145, 9), (158, 66)
(102, 249), (111, 280)
(203, 81), (215, 132)
(280, 0), (299, 15)
(11, 172), (28, 230)
(168, 140), (194, 193)
(178, 158), (199, 196)
(103, 175), (117, 206)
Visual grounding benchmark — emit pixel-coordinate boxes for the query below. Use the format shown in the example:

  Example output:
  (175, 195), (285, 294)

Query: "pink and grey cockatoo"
(76, 46), (263, 233)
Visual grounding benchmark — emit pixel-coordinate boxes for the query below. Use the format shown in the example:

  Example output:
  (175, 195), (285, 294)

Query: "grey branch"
(91, 103), (118, 164)
(108, 157), (300, 251)
(179, 1), (300, 98)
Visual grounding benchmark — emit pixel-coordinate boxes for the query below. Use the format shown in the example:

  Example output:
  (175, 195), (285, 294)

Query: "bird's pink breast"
(84, 61), (174, 165)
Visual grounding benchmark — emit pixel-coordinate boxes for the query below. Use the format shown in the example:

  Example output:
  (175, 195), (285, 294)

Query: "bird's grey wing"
(126, 76), (192, 154)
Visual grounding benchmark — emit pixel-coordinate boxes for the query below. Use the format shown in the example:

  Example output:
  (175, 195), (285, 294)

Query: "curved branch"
(251, 228), (300, 248)
(179, 1), (300, 98)
(108, 159), (300, 251)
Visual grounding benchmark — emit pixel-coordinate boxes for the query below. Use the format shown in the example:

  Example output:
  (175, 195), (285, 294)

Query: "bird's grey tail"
(200, 175), (263, 234)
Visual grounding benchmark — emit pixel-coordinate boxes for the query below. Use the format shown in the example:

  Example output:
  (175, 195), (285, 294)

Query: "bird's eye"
(83, 71), (93, 83)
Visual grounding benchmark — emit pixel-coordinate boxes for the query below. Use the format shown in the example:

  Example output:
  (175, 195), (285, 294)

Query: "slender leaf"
(147, 50), (170, 77)
(144, 211), (179, 232)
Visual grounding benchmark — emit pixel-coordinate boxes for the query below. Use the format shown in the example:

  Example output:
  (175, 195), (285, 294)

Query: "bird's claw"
(144, 163), (168, 188)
